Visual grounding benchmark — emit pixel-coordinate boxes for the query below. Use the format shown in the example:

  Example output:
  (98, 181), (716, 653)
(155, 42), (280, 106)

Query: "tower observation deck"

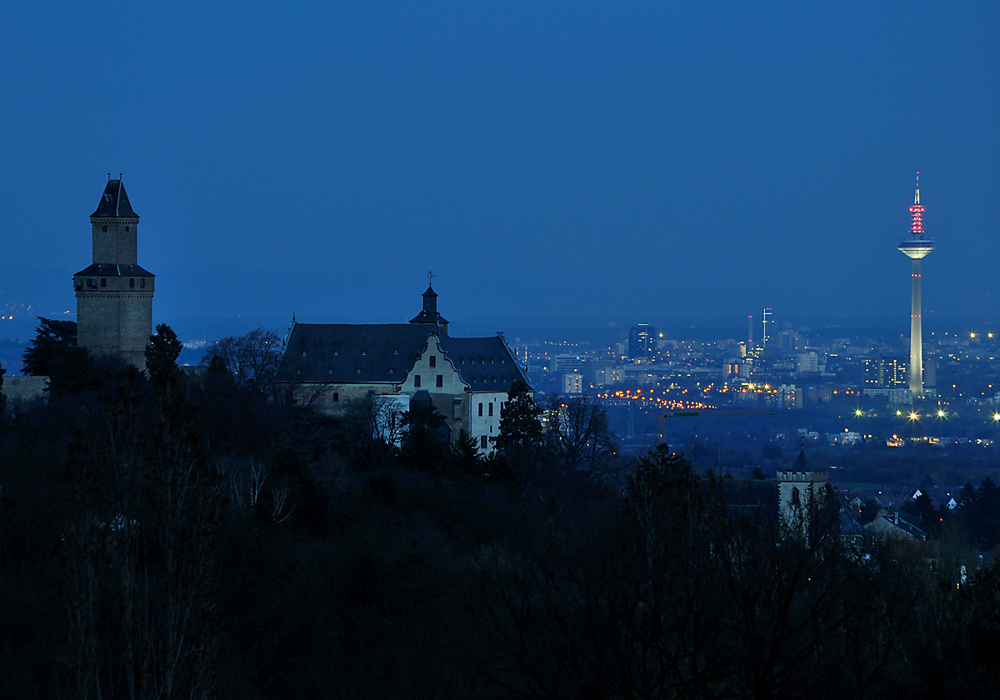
(898, 173), (933, 399)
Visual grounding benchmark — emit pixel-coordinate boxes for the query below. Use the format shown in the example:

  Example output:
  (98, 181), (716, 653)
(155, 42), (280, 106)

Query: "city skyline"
(1, 4), (998, 340)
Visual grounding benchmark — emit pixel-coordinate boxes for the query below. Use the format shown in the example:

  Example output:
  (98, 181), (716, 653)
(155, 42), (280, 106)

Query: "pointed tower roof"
(409, 284), (449, 329)
(91, 177), (138, 218)
(793, 445), (807, 470)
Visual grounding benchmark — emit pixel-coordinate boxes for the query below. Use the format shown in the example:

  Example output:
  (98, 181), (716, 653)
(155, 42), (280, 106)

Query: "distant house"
(865, 509), (924, 541)
(275, 285), (531, 454)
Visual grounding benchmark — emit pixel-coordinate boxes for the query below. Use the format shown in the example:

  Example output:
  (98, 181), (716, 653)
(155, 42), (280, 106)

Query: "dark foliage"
(8, 341), (1000, 698)
(21, 317), (97, 397)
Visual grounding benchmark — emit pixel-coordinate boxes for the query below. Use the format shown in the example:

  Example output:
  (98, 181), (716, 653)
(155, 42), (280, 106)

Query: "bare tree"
(201, 327), (282, 398)
(544, 395), (619, 479)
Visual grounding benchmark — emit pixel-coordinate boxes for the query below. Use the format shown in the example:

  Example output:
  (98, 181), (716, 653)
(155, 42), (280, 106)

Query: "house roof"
(277, 322), (529, 392)
(437, 335), (526, 392)
(73, 263), (154, 277)
(91, 179), (138, 218)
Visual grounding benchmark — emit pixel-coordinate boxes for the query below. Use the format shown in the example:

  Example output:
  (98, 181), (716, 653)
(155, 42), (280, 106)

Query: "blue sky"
(1, 2), (997, 340)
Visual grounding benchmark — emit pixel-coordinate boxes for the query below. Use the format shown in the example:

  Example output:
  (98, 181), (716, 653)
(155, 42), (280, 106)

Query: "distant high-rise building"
(628, 324), (656, 359)
(73, 177), (155, 369)
(898, 173), (933, 399)
(863, 355), (907, 388)
(762, 308), (773, 349)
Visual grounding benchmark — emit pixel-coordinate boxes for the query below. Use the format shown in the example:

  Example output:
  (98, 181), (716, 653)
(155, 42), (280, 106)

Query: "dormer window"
(334, 351), (339, 356)
(361, 350), (367, 356)
(301, 351), (307, 357)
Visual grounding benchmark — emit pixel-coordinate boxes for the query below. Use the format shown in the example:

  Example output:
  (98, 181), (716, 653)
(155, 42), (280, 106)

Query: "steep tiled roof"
(91, 179), (137, 218)
(277, 323), (529, 392)
(437, 335), (527, 392)
(73, 263), (154, 277)
(278, 323), (431, 384)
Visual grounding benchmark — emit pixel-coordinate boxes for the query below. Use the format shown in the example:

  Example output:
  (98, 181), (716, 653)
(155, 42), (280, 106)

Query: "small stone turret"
(73, 177), (155, 368)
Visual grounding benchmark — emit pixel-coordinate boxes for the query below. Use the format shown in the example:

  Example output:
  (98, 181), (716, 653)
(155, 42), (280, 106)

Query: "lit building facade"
(628, 324), (656, 359)
(863, 355), (907, 388)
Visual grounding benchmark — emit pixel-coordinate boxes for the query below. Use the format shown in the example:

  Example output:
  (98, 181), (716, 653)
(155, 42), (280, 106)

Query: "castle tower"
(73, 177), (155, 368)
(898, 173), (933, 399)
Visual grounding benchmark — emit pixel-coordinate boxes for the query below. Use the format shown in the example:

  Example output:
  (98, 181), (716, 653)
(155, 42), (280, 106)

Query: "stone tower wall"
(75, 286), (153, 368)
(91, 217), (138, 264)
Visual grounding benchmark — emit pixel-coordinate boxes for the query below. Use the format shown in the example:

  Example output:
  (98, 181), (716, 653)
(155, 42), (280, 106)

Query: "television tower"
(898, 173), (933, 399)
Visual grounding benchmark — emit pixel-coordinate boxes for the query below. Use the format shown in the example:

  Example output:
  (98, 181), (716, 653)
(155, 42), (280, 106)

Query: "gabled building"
(276, 285), (530, 453)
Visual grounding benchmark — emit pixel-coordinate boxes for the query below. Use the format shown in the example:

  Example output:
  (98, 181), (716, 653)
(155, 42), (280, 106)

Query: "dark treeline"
(4, 323), (1000, 698)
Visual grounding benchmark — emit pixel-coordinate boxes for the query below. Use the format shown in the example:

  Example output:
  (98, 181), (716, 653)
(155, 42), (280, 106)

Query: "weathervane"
(428, 270), (435, 286)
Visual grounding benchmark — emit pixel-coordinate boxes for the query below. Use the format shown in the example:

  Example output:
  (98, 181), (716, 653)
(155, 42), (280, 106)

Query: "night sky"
(2, 2), (998, 341)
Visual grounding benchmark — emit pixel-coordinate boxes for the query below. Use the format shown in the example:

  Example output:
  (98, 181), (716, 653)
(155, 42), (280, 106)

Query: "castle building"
(73, 177), (154, 368)
(276, 285), (531, 454)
